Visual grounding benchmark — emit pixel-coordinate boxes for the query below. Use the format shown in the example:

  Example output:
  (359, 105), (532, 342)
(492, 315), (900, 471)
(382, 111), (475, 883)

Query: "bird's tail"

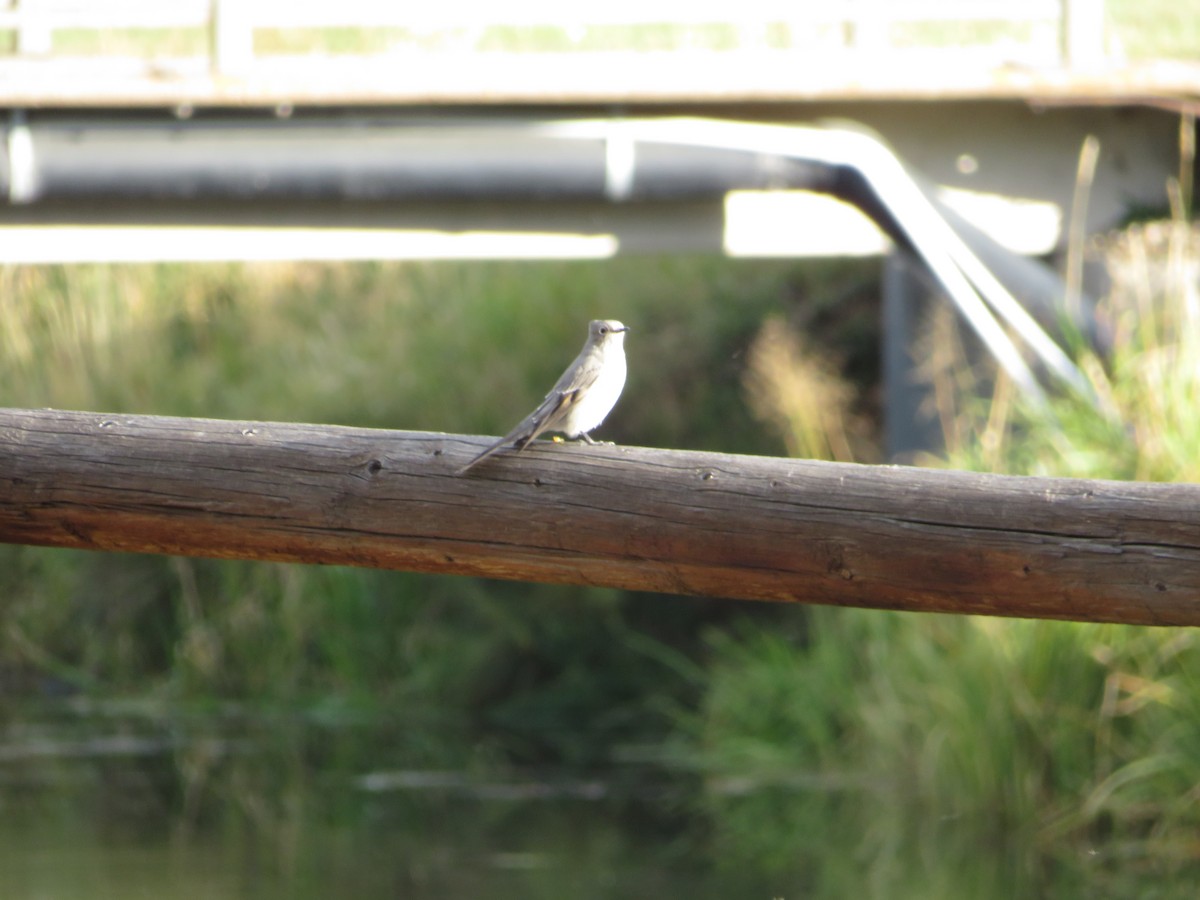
(457, 438), (508, 474)
(458, 431), (537, 474)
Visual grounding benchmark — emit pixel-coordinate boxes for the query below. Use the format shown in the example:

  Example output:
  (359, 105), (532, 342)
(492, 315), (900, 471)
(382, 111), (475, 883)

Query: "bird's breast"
(562, 350), (627, 436)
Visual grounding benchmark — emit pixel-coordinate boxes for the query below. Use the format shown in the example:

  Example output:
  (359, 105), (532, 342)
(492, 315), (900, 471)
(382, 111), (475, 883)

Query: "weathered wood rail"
(2, 406), (1198, 626)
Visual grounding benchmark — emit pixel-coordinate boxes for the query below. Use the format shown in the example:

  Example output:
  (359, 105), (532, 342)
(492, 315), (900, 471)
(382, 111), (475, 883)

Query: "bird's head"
(589, 319), (629, 345)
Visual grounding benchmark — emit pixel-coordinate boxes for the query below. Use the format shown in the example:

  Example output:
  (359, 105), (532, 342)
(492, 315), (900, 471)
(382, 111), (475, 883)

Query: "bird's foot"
(578, 433), (614, 446)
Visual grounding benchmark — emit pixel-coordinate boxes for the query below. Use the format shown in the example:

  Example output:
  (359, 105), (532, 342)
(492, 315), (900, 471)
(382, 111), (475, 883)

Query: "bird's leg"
(575, 432), (615, 446)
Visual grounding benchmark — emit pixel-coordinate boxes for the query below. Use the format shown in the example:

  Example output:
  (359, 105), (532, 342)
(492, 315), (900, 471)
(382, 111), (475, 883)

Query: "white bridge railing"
(1, 0), (1106, 73)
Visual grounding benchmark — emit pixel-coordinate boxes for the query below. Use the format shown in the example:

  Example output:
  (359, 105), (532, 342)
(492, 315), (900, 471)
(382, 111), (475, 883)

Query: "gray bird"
(458, 319), (629, 473)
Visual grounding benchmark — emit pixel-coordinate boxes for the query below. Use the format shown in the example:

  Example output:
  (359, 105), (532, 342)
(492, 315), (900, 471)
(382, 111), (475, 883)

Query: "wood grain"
(2, 406), (1199, 626)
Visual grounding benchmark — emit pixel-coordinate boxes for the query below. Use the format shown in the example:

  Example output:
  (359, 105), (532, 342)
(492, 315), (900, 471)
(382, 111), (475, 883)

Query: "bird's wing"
(549, 347), (603, 396)
(518, 388), (579, 447)
(457, 349), (604, 474)
(457, 384), (585, 474)
(515, 350), (604, 444)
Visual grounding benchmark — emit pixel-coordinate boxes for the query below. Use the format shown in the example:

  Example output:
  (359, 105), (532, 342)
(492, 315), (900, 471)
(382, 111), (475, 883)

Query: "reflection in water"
(2, 701), (1196, 898)
(0, 702), (760, 899)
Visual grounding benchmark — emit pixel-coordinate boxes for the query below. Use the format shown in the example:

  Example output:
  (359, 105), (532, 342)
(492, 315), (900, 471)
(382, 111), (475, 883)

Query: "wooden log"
(2, 406), (1199, 626)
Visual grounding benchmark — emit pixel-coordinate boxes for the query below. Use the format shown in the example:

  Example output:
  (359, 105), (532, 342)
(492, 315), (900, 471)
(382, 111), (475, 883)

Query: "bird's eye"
(599, 326), (608, 334)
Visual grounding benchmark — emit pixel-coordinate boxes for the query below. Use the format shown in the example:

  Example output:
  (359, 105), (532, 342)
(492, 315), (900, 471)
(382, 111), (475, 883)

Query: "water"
(4, 700), (1197, 898)
(0, 701), (766, 899)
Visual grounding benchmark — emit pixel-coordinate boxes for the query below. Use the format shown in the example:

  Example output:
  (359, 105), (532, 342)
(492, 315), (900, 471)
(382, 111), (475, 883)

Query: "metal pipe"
(1, 113), (824, 204)
(1, 110), (1098, 406)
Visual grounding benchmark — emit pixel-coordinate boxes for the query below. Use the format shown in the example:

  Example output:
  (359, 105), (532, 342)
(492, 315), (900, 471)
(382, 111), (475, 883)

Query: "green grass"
(1109, 0), (1200, 60)
(5, 216), (1200, 888)
(680, 609), (1200, 884)
(50, 27), (207, 57)
(0, 255), (864, 768)
(670, 209), (1200, 885)
(0, 258), (842, 448)
(942, 220), (1200, 483)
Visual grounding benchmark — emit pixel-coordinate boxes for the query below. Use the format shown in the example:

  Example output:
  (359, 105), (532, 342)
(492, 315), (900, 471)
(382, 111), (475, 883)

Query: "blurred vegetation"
(943, 219), (1200, 482)
(0, 255), (874, 769)
(4, 202), (1200, 891)
(678, 205), (1200, 889)
(0, 253), (878, 893)
(1108, 0), (1200, 61)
